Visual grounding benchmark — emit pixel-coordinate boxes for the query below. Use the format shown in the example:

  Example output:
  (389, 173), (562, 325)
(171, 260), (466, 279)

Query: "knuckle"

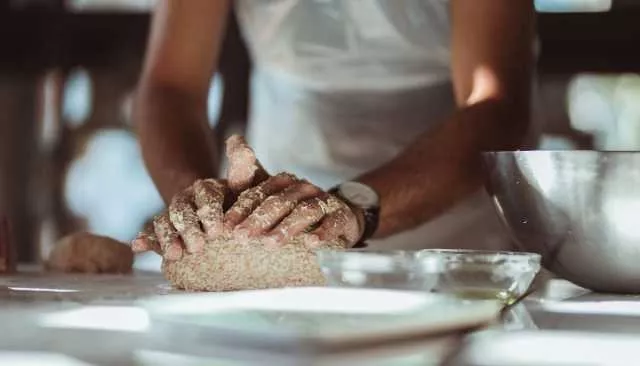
(226, 207), (244, 218)
(170, 190), (187, 205)
(156, 214), (169, 227)
(263, 194), (284, 208)
(300, 182), (321, 195)
(193, 180), (206, 195)
(274, 172), (298, 184)
(192, 179), (204, 189)
(241, 185), (265, 201)
(203, 179), (225, 194)
(275, 227), (289, 239)
(197, 206), (215, 219)
(184, 227), (201, 237)
(203, 177), (220, 185)
(168, 212), (185, 231)
(296, 201), (315, 212)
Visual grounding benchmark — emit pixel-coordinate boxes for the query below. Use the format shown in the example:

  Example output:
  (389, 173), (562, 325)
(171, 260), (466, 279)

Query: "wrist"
(328, 181), (380, 247)
(348, 204), (367, 244)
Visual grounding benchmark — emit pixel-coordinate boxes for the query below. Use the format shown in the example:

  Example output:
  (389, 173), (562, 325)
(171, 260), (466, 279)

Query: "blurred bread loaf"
(46, 232), (133, 274)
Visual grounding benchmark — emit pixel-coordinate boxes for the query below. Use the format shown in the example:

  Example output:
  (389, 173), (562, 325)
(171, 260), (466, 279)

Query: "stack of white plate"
(138, 287), (502, 366)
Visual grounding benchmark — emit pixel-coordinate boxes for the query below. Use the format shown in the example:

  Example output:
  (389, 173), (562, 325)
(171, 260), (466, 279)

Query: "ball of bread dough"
(46, 232), (134, 274)
(162, 236), (346, 291)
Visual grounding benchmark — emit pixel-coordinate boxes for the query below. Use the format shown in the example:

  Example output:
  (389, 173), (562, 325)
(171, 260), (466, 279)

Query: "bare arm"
(359, 0), (535, 238)
(134, 0), (230, 204)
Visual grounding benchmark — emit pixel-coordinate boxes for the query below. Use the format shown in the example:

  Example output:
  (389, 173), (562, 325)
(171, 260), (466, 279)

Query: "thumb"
(225, 135), (270, 193)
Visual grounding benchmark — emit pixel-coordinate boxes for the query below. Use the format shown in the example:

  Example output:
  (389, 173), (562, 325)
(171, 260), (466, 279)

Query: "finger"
(237, 181), (324, 238)
(224, 172), (297, 232)
(154, 212), (183, 261)
(131, 222), (161, 254)
(194, 179), (226, 238)
(263, 197), (327, 248)
(307, 197), (360, 248)
(226, 135), (270, 193)
(218, 179), (235, 210)
(169, 187), (206, 254)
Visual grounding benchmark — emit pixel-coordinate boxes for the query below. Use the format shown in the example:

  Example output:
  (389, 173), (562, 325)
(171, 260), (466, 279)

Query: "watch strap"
(358, 206), (380, 243)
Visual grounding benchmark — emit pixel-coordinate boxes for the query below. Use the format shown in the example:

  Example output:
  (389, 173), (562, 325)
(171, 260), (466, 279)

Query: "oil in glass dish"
(441, 288), (519, 305)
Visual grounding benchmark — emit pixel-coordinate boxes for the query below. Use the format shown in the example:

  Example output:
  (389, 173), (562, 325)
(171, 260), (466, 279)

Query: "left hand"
(223, 136), (363, 248)
(132, 178), (229, 260)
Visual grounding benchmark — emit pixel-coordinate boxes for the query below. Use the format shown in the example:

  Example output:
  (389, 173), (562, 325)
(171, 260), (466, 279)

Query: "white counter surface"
(1, 267), (639, 365)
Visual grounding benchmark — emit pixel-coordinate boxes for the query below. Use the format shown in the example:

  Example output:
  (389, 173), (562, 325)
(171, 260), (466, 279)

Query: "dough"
(162, 236), (346, 291)
(46, 232), (134, 274)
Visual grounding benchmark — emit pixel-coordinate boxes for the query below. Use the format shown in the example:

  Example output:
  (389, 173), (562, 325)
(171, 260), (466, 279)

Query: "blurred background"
(0, 0), (639, 270)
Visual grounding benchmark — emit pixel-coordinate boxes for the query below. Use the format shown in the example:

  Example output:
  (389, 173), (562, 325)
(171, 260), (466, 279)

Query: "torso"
(234, 0), (515, 251)
(236, 0), (451, 93)
(236, 0), (453, 187)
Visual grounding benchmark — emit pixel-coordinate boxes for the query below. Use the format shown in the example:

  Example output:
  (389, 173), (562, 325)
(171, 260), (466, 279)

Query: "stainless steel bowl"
(483, 150), (640, 293)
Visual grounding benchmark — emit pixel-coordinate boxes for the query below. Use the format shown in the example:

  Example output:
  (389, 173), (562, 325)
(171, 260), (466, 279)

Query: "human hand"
(131, 178), (228, 260)
(130, 134), (270, 260)
(131, 135), (363, 260)
(222, 136), (363, 249)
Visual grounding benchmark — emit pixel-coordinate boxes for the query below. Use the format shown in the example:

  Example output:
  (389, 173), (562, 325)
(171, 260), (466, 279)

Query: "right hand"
(220, 136), (360, 249)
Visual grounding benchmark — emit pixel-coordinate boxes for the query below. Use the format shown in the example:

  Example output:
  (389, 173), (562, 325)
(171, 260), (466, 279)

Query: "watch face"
(339, 182), (379, 208)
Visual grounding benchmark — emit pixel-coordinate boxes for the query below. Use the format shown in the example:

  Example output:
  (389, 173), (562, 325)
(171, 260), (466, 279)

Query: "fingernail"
(303, 234), (321, 248)
(263, 236), (280, 249)
(234, 228), (249, 240)
(206, 229), (219, 240)
(206, 223), (223, 239)
(223, 220), (235, 233)
(189, 236), (206, 253)
(131, 239), (148, 252)
(164, 244), (183, 261)
(245, 229), (260, 239)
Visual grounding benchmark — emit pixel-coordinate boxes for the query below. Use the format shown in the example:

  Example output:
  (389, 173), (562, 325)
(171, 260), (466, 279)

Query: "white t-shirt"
(235, 0), (514, 250)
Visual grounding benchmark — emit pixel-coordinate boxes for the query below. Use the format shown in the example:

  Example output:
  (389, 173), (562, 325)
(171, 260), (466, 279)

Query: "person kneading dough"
(132, 136), (356, 291)
(47, 232), (134, 274)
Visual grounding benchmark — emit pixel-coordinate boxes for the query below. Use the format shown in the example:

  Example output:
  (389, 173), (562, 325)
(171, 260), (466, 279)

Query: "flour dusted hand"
(223, 136), (362, 249)
(131, 178), (228, 260)
(47, 232), (133, 274)
(131, 135), (357, 291)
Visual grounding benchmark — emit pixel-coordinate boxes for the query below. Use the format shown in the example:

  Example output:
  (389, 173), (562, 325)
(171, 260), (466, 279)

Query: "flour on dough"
(162, 236), (346, 291)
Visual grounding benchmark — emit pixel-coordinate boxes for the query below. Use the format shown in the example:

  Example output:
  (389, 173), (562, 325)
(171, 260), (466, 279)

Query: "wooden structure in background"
(0, 4), (639, 262)
(0, 6), (249, 262)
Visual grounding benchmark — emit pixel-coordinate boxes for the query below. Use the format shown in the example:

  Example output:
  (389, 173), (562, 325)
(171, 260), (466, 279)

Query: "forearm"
(134, 86), (219, 204)
(358, 99), (529, 238)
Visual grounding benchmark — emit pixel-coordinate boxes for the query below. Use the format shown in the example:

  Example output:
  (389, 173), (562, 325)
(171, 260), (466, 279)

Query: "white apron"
(235, 0), (515, 251)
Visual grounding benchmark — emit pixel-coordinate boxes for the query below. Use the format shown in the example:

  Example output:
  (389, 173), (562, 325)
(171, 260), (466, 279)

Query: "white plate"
(459, 330), (640, 365)
(141, 287), (501, 356)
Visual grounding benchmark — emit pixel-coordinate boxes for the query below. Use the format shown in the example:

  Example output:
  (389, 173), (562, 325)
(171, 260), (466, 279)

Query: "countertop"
(1, 267), (639, 365)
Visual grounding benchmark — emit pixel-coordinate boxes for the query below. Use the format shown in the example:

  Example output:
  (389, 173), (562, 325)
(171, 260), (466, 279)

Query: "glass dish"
(316, 250), (434, 291)
(416, 249), (541, 305)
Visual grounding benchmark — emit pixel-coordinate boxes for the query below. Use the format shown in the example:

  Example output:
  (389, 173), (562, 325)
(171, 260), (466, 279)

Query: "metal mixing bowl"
(483, 150), (640, 293)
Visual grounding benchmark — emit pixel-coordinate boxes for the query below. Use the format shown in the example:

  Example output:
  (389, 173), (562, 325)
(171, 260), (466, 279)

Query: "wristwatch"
(329, 181), (380, 247)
